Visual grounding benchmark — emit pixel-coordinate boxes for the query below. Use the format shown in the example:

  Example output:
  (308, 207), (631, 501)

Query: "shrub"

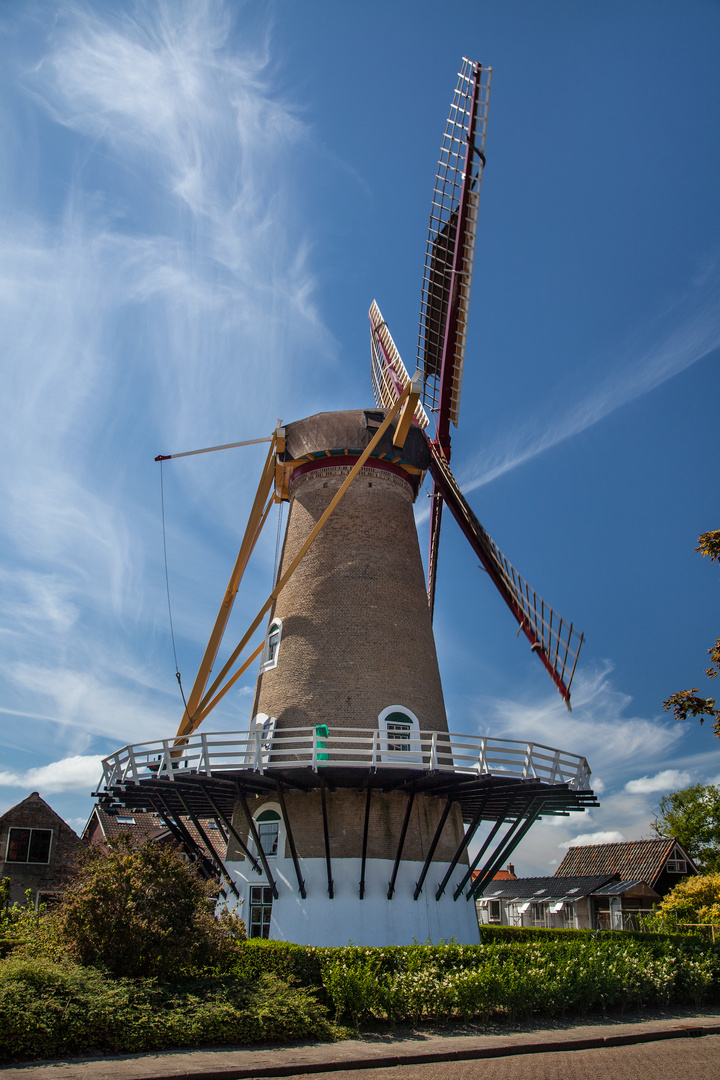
(56, 837), (245, 977)
(657, 872), (720, 926)
(0, 958), (338, 1063)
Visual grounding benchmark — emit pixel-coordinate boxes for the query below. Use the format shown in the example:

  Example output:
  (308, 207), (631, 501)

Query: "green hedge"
(0, 958), (338, 1063)
(231, 936), (720, 1026)
(3, 934), (720, 1062)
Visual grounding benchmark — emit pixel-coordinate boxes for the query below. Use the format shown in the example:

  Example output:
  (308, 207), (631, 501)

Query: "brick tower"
(224, 409), (479, 945)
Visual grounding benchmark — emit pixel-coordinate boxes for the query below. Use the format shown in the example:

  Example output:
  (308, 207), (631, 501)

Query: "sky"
(1, 0), (719, 876)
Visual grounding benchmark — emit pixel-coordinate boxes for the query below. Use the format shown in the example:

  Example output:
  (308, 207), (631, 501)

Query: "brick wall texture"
(0, 792), (83, 904)
(253, 461), (448, 734)
(228, 789), (468, 865)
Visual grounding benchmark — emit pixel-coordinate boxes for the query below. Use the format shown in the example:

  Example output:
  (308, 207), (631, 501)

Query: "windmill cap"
(280, 410), (431, 473)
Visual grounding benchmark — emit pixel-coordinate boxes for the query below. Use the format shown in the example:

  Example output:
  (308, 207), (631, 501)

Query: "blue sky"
(1, 0), (719, 874)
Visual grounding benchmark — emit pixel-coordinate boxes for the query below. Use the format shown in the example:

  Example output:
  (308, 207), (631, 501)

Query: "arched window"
(378, 705), (421, 763)
(255, 808), (281, 858)
(260, 619), (282, 673)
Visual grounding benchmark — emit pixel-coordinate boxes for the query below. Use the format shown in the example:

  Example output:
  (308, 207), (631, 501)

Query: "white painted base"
(223, 855), (481, 946)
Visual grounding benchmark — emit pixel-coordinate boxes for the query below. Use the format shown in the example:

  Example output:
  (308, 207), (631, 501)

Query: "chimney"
(507, 863), (515, 876)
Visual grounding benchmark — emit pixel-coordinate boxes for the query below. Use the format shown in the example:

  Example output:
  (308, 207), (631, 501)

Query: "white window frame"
(248, 884), (274, 939)
(247, 714), (276, 768)
(378, 706), (422, 763)
(260, 618), (282, 674)
(251, 802), (283, 861)
(667, 845), (688, 873)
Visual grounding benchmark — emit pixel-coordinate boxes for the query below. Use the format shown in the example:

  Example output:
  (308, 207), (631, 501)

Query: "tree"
(662, 530), (720, 737)
(651, 782), (720, 872)
(57, 836), (245, 978)
(657, 873), (720, 926)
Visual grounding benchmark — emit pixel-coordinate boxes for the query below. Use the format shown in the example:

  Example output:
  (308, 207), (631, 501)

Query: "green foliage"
(312, 938), (720, 1025)
(658, 873), (720, 926)
(651, 782), (720, 871)
(663, 530), (720, 736)
(56, 836), (245, 977)
(4, 935), (720, 1060)
(0, 958), (337, 1063)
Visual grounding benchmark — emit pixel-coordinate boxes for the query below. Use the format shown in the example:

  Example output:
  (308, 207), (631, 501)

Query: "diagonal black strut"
(453, 794), (517, 900)
(203, 788), (263, 874)
(359, 785), (372, 899)
(320, 777), (334, 899)
(435, 793), (491, 900)
(414, 797), (453, 900)
(176, 791), (240, 899)
(236, 786), (278, 899)
(468, 797), (545, 902)
(387, 790), (416, 899)
(275, 781), (306, 899)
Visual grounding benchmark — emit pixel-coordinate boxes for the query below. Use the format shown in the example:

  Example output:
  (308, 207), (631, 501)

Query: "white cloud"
(625, 769), (692, 794)
(0, 755), (103, 794)
(559, 830), (626, 849)
(473, 661), (683, 783)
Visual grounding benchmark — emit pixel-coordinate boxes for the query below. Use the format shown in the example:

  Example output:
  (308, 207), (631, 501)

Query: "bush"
(0, 958), (338, 1063)
(56, 837), (246, 977)
(657, 873), (720, 927)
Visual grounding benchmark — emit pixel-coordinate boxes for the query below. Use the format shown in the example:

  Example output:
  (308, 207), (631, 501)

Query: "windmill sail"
(369, 300), (430, 429)
(429, 444), (584, 707)
(418, 59), (491, 432)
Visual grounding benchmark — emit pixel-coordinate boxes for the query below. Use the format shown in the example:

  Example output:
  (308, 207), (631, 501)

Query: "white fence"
(99, 727), (592, 792)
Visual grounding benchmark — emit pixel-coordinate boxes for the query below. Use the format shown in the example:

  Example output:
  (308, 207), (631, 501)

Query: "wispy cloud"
(472, 661), (684, 779)
(0, 2), (336, 796)
(458, 263), (720, 494)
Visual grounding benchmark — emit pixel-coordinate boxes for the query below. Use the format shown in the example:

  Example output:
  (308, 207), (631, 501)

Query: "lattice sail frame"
(369, 300), (430, 428)
(418, 59), (491, 429)
(429, 445), (584, 706)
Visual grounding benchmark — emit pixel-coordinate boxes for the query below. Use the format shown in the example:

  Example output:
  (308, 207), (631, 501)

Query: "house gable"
(554, 838), (697, 895)
(0, 791), (83, 905)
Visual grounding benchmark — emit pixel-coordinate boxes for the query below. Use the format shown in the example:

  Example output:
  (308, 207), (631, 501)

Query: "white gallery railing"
(99, 727), (592, 792)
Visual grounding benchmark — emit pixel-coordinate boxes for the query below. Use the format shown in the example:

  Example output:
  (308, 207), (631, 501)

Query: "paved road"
(277, 1035), (720, 1080)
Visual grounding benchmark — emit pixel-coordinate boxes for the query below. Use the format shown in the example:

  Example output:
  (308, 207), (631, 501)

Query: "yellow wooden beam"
(392, 378), (422, 448)
(194, 383), (413, 723)
(177, 641), (265, 737)
(176, 434), (277, 738)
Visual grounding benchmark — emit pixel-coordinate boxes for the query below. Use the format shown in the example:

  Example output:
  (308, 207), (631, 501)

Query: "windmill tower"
(96, 60), (597, 946)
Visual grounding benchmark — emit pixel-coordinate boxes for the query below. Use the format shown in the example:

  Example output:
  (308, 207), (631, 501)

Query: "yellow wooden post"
(194, 384), (414, 723)
(176, 434), (277, 737)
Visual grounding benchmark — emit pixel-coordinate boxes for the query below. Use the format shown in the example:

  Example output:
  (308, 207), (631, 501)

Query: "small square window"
(488, 900), (501, 922)
(6, 828), (52, 864)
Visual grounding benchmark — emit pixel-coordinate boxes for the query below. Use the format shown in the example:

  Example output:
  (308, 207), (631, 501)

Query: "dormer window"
(260, 619), (282, 673)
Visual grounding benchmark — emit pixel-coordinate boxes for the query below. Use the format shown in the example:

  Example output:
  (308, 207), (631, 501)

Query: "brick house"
(555, 838), (697, 899)
(0, 792), (83, 906)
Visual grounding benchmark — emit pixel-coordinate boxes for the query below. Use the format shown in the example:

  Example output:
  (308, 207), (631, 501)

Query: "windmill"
(95, 60), (597, 946)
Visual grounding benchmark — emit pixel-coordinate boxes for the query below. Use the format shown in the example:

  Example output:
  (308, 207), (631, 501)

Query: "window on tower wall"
(260, 619), (282, 673)
(249, 885), (273, 938)
(378, 706), (421, 763)
(255, 809), (281, 858)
